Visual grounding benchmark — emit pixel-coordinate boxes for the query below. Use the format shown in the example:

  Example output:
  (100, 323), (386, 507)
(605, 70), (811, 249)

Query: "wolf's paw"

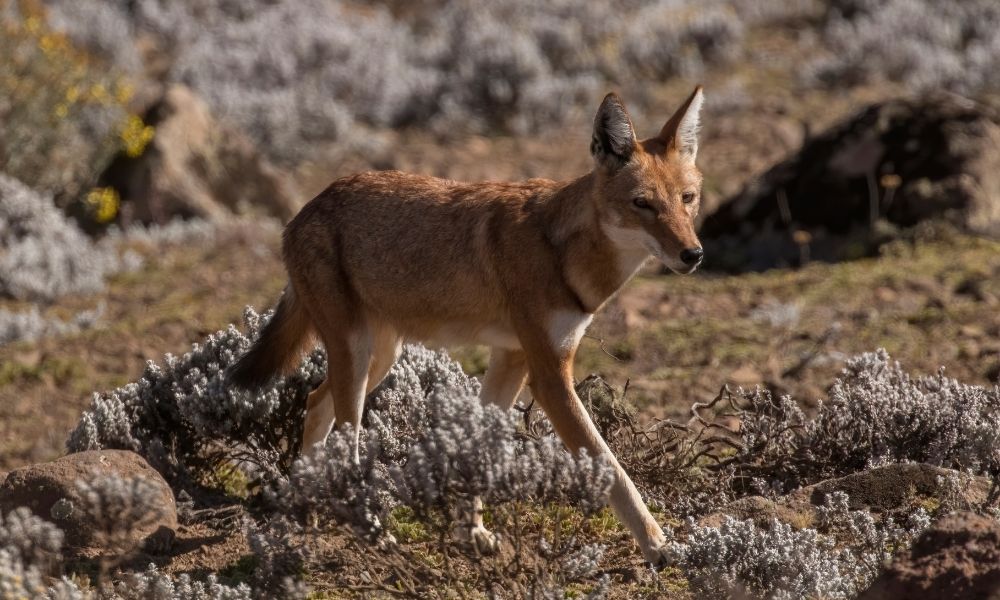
(455, 523), (501, 555)
(642, 543), (674, 570)
(640, 528), (673, 569)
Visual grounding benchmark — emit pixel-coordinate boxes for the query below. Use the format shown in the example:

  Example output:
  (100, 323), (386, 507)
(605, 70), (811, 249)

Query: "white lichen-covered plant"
(726, 349), (1000, 494)
(806, 0), (1000, 95)
(75, 474), (166, 559)
(0, 174), (221, 347)
(0, 174), (121, 303)
(40, 0), (1000, 166)
(668, 491), (932, 600)
(67, 308), (617, 596)
(67, 308), (323, 485)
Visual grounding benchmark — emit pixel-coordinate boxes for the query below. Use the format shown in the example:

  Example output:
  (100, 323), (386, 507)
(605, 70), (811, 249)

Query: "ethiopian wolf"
(229, 87), (706, 565)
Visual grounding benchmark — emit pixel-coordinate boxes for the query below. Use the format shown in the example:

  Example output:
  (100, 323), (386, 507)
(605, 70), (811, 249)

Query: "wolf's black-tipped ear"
(591, 93), (636, 170)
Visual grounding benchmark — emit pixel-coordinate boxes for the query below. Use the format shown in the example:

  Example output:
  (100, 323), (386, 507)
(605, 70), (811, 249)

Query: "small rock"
(0, 450), (177, 556)
(858, 511), (1000, 600)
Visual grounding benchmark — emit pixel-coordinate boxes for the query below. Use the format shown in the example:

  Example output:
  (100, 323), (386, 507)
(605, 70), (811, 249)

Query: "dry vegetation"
(1, 0), (999, 598)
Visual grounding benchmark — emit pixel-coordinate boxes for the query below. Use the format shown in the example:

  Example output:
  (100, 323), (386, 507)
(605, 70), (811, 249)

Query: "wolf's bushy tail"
(228, 286), (312, 390)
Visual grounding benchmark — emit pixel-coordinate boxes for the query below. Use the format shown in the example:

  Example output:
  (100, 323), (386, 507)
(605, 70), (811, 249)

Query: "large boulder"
(701, 94), (1000, 271)
(101, 84), (300, 224)
(0, 450), (177, 556)
(858, 511), (1000, 600)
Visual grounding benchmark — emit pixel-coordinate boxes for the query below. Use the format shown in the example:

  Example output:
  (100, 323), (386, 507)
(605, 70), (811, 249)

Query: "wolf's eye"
(682, 192), (697, 205)
(632, 197), (652, 210)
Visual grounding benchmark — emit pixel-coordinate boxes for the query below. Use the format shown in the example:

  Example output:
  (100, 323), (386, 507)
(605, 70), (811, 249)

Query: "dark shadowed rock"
(0, 450), (177, 556)
(701, 463), (990, 530)
(858, 511), (1000, 600)
(701, 94), (1000, 271)
(100, 84), (299, 224)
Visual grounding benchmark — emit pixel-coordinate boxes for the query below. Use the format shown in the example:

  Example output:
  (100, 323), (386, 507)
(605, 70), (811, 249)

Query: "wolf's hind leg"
(302, 378), (334, 454)
(454, 349), (529, 554)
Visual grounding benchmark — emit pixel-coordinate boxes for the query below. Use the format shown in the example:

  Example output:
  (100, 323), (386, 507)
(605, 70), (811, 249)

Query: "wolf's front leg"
(519, 323), (669, 566)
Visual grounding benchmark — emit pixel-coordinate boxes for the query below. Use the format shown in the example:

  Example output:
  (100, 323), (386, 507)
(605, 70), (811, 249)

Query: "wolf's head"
(590, 87), (705, 274)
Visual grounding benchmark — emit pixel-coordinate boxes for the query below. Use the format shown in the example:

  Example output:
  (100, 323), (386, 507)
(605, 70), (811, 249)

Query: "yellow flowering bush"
(84, 186), (120, 223)
(120, 115), (155, 159)
(0, 1), (153, 224)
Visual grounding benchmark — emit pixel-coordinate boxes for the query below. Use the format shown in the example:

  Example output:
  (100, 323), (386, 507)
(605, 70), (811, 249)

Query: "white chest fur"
(547, 310), (593, 355)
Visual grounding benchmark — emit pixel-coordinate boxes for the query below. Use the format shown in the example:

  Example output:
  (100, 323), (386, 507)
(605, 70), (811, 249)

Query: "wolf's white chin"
(665, 261), (699, 275)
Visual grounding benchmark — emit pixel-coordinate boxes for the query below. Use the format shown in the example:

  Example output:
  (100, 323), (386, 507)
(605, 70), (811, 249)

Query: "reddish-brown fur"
(229, 87), (706, 564)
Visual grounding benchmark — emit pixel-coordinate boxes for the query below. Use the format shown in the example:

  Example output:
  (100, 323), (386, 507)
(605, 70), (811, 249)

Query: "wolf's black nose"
(680, 247), (704, 266)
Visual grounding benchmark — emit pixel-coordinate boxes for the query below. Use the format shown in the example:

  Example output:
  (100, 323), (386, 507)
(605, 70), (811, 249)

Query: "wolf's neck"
(546, 173), (650, 313)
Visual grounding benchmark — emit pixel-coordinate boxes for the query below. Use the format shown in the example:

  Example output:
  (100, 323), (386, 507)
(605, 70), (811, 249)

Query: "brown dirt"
(859, 511), (1000, 600)
(155, 523), (252, 577)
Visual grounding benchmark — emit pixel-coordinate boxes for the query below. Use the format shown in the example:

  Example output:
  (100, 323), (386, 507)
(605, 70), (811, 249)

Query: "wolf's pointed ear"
(591, 93), (636, 170)
(659, 85), (704, 160)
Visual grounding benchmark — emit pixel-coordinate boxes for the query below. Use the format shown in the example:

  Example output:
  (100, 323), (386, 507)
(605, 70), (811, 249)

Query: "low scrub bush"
(264, 382), (614, 595)
(670, 491), (930, 599)
(0, 173), (238, 346)
(808, 0), (1000, 95)
(105, 566), (254, 600)
(621, 3), (745, 80)
(0, 507), (75, 599)
(111, 218), (218, 249)
(0, 305), (103, 346)
(24, 0), (999, 178)
(0, 548), (81, 599)
(71, 308), (615, 596)
(43, 0), (748, 163)
(0, 507), (64, 573)
(0, 479), (254, 598)
(553, 350), (1000, 516)
(0, 174), (122, 302)
(68, 307), (320, 486)
(725, 349), (1000, 494)
(75, 474), (167, 559)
